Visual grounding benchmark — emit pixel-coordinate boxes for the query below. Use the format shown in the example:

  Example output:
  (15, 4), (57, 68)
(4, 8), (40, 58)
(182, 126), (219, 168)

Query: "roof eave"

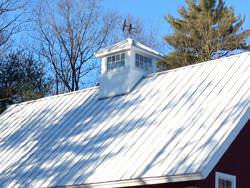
(94, 47), (131, 58)
(63, 173), (204, 188)
(133, 46), (165, 60)
(133, 41), (164, 59)
(200, 107), (250, 179)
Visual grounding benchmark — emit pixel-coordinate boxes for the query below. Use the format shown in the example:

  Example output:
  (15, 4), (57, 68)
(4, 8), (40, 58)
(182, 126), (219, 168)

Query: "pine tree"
(0, 51), (52, 114)
(163, 0), (250, 68)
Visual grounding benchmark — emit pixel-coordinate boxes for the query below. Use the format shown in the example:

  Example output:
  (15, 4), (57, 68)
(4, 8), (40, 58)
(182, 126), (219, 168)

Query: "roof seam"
(6, 52), (249, 108)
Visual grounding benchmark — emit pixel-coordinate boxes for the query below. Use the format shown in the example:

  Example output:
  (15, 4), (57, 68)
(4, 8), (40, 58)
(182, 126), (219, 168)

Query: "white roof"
(95, 38), (164, 58)
(0, 52), (249, 188)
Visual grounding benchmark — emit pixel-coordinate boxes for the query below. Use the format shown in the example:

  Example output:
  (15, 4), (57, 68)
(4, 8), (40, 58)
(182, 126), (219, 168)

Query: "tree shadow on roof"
(0, 85), (154, 187)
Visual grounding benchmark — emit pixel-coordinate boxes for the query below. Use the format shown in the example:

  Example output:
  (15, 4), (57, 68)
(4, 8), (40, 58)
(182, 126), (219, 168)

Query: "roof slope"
(0, 53), (249, 188)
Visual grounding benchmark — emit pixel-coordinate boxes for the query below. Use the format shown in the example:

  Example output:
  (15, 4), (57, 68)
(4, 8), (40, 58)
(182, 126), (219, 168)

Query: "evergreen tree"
(0, 51), (52, 113)
(163, 0), (250, 68)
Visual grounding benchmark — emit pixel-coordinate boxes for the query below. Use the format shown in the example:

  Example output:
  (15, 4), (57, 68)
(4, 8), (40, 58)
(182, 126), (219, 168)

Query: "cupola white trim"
(95, 38), (164, 59)
(95, 38), (164, 98)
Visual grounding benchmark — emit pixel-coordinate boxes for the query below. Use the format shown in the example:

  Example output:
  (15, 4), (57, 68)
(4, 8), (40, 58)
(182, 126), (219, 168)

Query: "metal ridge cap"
(145, 51), (250, 79)
(10, 86), (100, 107)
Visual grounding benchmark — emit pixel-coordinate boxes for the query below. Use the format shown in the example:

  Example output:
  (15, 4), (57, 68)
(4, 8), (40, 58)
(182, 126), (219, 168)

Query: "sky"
(102, 0), (250, 49)
(15, 0), (250, 88)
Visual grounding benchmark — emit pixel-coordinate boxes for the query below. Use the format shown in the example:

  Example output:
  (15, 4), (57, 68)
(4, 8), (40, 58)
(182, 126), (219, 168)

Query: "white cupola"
(95, 38), (164, 98)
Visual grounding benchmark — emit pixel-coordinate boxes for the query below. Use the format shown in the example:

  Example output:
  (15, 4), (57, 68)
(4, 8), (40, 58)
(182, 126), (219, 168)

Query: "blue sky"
(92, 0), (250, 86)
(102, 0), (250, 44)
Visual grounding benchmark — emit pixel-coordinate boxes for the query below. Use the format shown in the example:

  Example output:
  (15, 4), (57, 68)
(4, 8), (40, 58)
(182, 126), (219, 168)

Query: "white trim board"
(215, 172), (236, 188)
(201, 108), (250, 178)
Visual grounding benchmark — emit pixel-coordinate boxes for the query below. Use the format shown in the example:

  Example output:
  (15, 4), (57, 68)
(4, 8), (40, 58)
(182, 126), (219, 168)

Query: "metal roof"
(0, 52), (249, 188)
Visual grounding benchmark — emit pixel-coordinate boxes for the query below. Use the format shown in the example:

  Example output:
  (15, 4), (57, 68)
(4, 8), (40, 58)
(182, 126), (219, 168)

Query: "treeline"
(0, 0), (250, 113)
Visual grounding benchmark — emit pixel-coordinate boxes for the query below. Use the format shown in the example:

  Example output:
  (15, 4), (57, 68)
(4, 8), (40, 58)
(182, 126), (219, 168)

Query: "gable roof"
(95, 38), (164, 59)
(0, 52), (249, 188)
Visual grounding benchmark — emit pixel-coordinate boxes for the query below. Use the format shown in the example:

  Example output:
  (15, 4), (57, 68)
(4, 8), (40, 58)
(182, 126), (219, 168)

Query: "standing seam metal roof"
(0, 52), (249, 188)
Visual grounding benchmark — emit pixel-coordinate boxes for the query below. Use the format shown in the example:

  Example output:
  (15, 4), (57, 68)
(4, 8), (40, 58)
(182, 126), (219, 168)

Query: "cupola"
(95, 38), (164, 98)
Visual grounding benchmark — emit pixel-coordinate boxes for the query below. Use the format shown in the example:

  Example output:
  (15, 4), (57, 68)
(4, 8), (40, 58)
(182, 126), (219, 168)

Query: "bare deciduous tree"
(34, 0), (117, 93)
(0, 0), (26, 51)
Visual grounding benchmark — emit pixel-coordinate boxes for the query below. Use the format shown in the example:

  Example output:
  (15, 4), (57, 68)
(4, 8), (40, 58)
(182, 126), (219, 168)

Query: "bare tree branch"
(34, 0), (117, 93)
(0, 0), (27, 48)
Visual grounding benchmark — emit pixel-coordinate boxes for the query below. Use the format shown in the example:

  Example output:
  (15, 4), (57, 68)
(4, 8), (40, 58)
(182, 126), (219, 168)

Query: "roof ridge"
(7, 51), (250, 108)
(146, 51), (250, 78)
(9, 85), (99, 107)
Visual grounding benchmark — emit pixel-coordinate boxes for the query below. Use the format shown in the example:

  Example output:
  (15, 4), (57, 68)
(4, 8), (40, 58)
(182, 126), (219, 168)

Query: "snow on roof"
(0, 52), (249, 187)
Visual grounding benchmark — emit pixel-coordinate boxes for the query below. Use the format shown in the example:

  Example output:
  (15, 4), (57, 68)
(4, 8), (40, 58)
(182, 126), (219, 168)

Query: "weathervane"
(122, 19), (136, 35)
